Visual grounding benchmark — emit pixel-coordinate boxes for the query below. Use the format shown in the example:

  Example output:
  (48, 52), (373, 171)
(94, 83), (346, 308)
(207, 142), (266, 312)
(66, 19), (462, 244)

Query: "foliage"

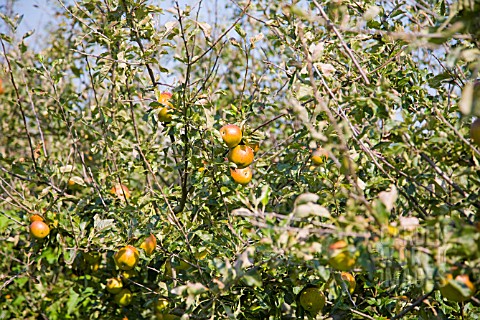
(0, 0), (479, 319)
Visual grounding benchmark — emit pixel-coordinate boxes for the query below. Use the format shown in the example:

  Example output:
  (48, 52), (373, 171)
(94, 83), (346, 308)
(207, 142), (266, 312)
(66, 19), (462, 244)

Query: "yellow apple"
(114, 245), (139, 270)
(106, 278), (123, 294)
(140, 234), (157, 256)
(114, 289), (132, 306)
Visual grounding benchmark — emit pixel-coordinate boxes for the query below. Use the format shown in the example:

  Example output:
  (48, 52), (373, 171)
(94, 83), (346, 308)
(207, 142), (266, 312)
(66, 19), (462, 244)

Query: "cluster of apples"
(295, 240), (357, 316)
(219, 124), (259, 185)
(28, 185), (166, 309)
(105, 234), (157, 307)
(106, 245), (139, 306)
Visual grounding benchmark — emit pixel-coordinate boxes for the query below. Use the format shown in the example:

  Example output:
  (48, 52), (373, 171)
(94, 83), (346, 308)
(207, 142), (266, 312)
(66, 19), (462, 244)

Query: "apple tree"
(0, 0), (479, 319)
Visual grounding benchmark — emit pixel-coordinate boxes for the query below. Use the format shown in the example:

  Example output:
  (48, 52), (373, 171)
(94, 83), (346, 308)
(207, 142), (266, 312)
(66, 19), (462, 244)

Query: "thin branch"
(125, 81), (153, 193)
(419, 151), (467, 197)
(0, 207), (27, 226)
(0, 39), (38, 170)
(312, 0), (370, 85)
(251, 113), (287, 134)
(433, 107), (480, 158)
(391, 289), (435, 320)
(23, 73), (47, 157)
(350, 309), (376, 320)
(71, 48), (142, 65)
(190, 0), (252, 65)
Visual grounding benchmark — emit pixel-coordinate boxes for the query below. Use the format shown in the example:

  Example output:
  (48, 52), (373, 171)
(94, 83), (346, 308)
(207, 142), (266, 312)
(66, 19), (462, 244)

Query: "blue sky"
(9, 0), (57, 43)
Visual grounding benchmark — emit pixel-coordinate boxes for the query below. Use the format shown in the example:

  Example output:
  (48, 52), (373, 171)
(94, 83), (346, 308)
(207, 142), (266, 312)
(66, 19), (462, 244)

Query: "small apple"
(140, 234), (157, 256)
(110, 184), (131, 200)
(30, 221), (50, 239)
(114, 288), (133, 306)
(106, 278), (123, 294)
(220, 124), (242, 148)
(29, 214), (44, 222)
(228, 145), (254, 168)
(154, 297), (169, 313)
(340, 272), (356, 294)
(299, 286), (326, 316)
(328, 240), (356, 271)
(311, 148), (328, 165)
(114, 245), (139, 270)
(156, 92), (174, 123)
(158, 106), (173, 122)
(230, 167), (253, 185)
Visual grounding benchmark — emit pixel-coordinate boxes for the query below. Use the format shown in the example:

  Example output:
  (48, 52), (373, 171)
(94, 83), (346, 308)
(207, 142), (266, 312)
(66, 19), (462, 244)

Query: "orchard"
(0, 0), (479, 319)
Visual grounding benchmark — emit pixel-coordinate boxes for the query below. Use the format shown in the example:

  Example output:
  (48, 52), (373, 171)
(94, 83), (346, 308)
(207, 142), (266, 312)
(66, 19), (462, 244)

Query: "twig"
(391, 289), (434, 319)
(0, 39), (38, 170)
(352, 46), (408, 82)
(190, 0), (252, 65)
(340, 25), (473, 41)
(312, 0), (370, 85)
(251, 113), (287, 134)
(71, 49), (142, 65)
(350, 309), (375, 320)
(233, 208), (371, 238)
(419, 151), (467, 197)
(434, 107), (480, 157)
(125, 80), (153, 190)
(121, 0), (156, 86)
(23, 74), (47, 157)
(0, 208), (26, 226)
(173, 1), (192, 214)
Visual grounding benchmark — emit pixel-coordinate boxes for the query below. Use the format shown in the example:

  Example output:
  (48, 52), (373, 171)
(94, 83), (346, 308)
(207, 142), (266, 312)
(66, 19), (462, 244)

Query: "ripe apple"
(29, 214), (44, 222)
(156, 92), (174, 123)
(230, 167), (252, 185)
(299, 287), (326, 315)
(140, 234), (157, 256)
(311, 148), (328, 165)
(158, 106), (173, 122)
(340, 272), (356, 294)
(106, 278), (123, 294)
(228, 145), (254, 168)
(114, 288), (133, 306)
(328, 240), (356, 271)
(114, 245), (139, 270)
(220, 124), (242, 148)
(110, 184), (131, 200)
(30, 221), (50, 239)
(154, 297), (169, 313)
